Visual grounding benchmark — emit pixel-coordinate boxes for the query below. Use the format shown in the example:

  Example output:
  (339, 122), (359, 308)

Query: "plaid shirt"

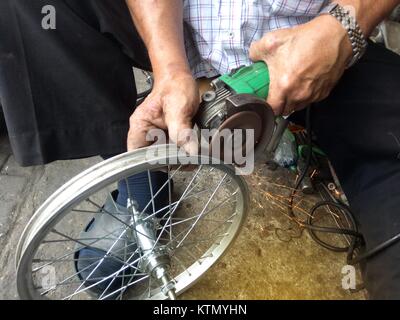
(183, 0), (330, 78)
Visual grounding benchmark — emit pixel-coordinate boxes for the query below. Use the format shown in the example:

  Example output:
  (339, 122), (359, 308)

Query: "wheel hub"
(128, 199), (177, 299)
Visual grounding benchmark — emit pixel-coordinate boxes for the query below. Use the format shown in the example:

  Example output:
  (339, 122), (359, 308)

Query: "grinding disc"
(196, 92), (276, 164)
(209, 111), (262, 161)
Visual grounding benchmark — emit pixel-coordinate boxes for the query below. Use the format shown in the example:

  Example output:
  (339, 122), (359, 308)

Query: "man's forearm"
(336, 0), (400, 36)
(125, 0), (190, 78)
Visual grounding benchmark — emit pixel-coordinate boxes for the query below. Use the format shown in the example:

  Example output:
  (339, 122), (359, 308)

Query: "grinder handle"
(219, 61), (270, 100)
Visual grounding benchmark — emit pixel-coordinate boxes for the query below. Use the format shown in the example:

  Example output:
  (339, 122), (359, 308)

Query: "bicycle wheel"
(16, 145), (248, 300)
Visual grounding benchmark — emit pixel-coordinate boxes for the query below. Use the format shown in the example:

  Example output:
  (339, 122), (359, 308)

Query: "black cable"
(288, 105), (400, 266)
(287, 106), (313, 218)
(307, 203), (361, 237)
(307, 200), (361, 253)
(348, 232), (400, 265)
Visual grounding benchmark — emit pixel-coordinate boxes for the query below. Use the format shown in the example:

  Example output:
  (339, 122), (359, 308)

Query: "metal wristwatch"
(320, 2), (368, 68)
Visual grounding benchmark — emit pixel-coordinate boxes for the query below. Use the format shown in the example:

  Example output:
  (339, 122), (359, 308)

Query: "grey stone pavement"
(0, 135), (101, 299)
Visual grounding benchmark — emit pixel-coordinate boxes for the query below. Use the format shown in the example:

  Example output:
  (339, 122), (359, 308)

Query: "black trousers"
(1, 0), (400, 299)
(310, 43), (400, 299)
(0, 0), (150, 166)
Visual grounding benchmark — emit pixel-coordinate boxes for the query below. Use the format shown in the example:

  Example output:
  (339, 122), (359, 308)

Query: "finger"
(267, 91), (287, 115)
(127, 119), (155, 151)
(166, 116), (199, 156)
(127, 96), (170, 151)
(266, 72), (287, 115)
(282, 101), (309, 117)
(127, 107), (159, 151)
(127, 129), (149, 151)
(284, 90), (312, 115)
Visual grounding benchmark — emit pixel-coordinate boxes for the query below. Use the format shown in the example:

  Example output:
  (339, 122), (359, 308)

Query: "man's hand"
(126, 1), (199, 153)
(127, 71), (199, 153)
(249, 15), (353, 116)
(249, 0), (400, 116)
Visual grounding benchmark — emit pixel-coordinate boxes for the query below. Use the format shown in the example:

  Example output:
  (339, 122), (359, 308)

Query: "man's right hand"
(127, 70), (200, 154)
(125, 0), (199, 154)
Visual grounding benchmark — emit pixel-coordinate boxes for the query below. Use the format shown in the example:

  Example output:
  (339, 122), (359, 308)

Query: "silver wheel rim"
(16, 145), (248, 300)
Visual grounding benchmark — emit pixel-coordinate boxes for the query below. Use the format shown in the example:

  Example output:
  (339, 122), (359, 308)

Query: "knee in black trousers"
(310, 43), (400, 299)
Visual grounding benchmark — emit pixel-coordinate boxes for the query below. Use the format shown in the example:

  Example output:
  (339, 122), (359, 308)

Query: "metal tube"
(266, 117), (290, 153)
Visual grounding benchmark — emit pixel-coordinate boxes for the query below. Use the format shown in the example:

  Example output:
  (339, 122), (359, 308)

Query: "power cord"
(288, 105), (400, 266)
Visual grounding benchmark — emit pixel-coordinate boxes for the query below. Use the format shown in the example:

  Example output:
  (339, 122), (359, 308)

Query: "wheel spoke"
(168, 166), (173, 243)
(150, 165), (204, 251)
(20, 148), (246, 300)
(50, 229), (133, 268)
(136, 165), (183, 217)
(85, 198), (157, 242)
(66, 224), (134, 299)
(100, 274), (150, 301)
(38, 244), (142, 296)
(63, 247), (148, 299)
(159, 191), (238, 229)
(147, 170), (156, 215)
(176, 174), (227, 248)
(33, 226), (126, 272)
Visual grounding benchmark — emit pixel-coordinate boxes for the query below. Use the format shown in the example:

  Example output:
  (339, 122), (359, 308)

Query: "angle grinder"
(194, 62), (286, 162)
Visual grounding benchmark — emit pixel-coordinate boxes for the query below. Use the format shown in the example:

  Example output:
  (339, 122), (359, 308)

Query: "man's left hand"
(249, 15), (354, 116)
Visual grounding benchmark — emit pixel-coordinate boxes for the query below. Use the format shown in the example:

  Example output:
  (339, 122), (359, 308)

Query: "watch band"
(320, 3), (368, 68)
